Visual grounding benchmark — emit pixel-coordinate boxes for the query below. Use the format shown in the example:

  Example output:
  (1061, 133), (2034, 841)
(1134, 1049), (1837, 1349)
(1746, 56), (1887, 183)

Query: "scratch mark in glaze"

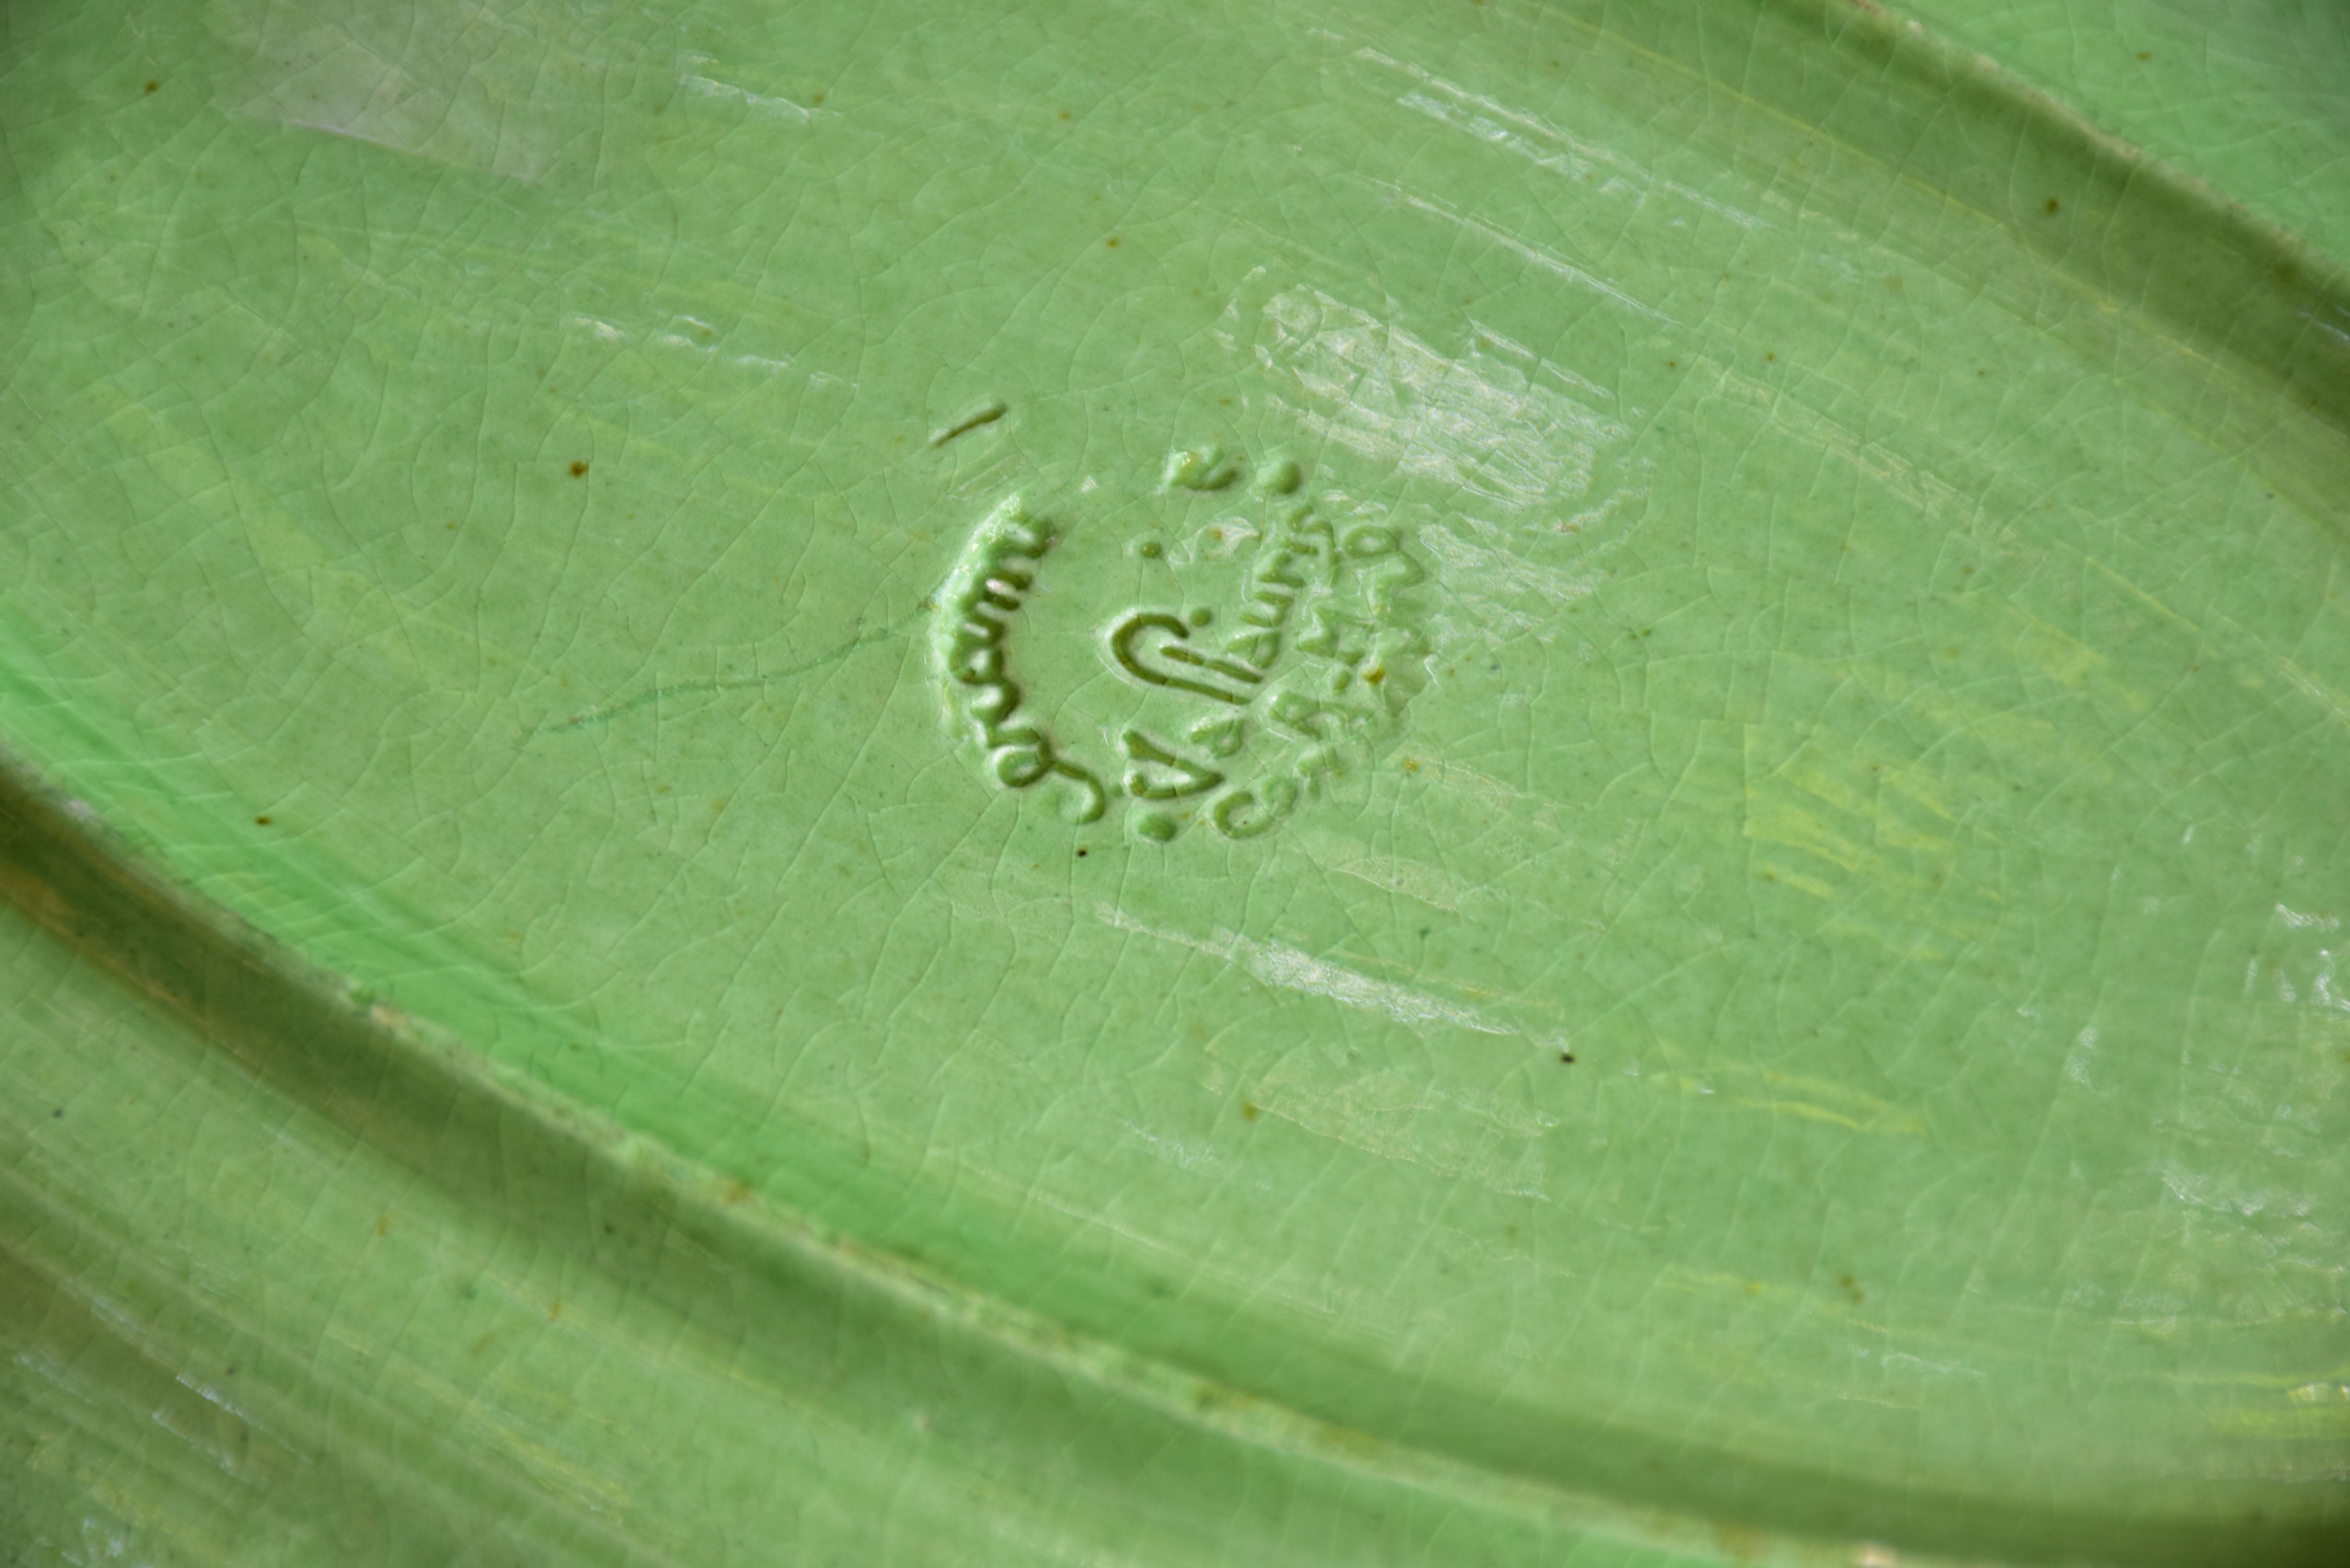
(930, 400), (1009, 446)
(1098, 903), (1516, 1037)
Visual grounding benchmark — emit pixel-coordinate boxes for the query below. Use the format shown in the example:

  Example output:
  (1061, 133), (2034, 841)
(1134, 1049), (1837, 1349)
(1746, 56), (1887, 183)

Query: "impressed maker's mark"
(933, 446), (1430, 842)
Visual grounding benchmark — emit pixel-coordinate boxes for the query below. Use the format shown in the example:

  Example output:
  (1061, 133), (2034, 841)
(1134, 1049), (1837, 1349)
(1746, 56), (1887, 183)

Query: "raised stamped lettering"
(932, 449), (1431, 841)
(932, 497), (1108, 822)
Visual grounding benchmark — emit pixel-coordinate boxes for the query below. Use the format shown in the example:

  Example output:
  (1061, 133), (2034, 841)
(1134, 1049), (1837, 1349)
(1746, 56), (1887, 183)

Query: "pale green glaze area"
(1906, 0), (2350, 259)
(2, 0), (2347, 1563)
(0, 802), (1730, 1568)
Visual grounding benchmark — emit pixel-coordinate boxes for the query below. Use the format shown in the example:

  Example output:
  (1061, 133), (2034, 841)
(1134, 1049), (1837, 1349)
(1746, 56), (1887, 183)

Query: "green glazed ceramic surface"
(3, 0), (2347, 1563)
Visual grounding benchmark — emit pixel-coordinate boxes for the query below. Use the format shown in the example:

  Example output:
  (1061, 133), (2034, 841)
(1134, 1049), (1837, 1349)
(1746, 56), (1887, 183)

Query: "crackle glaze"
(3, 1), (2347, 1563)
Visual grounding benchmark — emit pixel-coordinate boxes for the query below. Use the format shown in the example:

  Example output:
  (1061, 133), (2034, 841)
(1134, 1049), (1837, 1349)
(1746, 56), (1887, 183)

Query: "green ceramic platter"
(4, 1), (2347, 1563)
